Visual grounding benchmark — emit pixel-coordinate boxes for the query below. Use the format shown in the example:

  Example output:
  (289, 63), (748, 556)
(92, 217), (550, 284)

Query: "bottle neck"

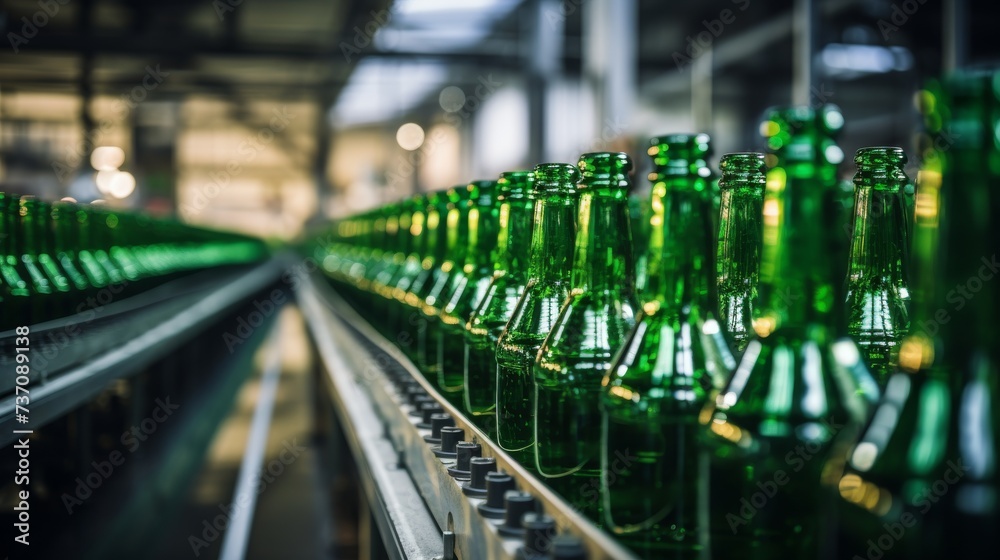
(846, 184), (909, 290)
(645, 183), (716, 314)
(423, 208), (442, 263)
(0, 200), (12, 255)
(444, 203), (470, 266)
(494, 197), (534, 275)
(527, 195), (577, 284)
(21, 214), (40, 255)
(571, 189), (635, 293)
(408, 211), (424, 258)
(384, 215), (400, 256)
(716, 187), (764, 301)
(53, 216), (74, 254)
(757, 165), (834, 332)
(466, 203), (500, 270)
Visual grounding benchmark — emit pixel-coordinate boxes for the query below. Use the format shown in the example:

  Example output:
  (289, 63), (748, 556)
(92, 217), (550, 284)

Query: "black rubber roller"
(550, 535), (588, 560)
(497, 491), (538, 538)
(416, 402), (444, 428)
(408, 395), (434, 416)
(477, 472), (514, 519)
(433, 427), (464, 458)
(447, 442), (481, 479)
(404, 385), (425, 405)
(515, 513), (556, 559)
(423, 413), (454, 444)
(461, 457), (496, 497)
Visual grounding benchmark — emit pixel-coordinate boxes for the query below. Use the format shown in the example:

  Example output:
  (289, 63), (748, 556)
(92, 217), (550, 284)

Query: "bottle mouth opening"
(719, 152), (766, 189)
(648, 133), (711, 149)
(533, 163), (580, 194)
(854, 146), (908, 166)
(577, 152), (633, 189)
(466, 180), (497, 206)
(498, 172), (535, 201)
(647, 135), (713, 177)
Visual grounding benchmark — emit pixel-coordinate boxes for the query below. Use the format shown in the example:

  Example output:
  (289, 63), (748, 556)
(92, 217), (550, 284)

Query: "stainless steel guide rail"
(0, 258), (288, 446)
(299, 273), (639, 560)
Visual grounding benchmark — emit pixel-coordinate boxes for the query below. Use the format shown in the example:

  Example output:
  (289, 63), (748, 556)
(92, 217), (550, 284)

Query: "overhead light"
(820, 44), (914, 77)
(95, 170), (117, 194)
(393, 0), (515, 17)
(332, 60), (448, 127)
(108, 171), (136, 199)
(90, 146), (125, 171)
(439, 86), (466, 112)
(396, 123), (425, 151)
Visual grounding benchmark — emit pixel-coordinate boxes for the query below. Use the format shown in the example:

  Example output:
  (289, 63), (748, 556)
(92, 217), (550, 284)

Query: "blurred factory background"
(0, 0), (995, 240)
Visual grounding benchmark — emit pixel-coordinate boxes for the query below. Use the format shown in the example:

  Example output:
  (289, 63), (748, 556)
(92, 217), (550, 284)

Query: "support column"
(583, 0), (637, 143)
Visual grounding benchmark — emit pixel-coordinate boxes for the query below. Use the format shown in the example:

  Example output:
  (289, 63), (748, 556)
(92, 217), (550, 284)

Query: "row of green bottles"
(2, 193), (269, 330)
(834, 70), (1000, 560)
(464, 172), (534, 420)
(698, 114), (882, 558)
(313, 102), (967, 559)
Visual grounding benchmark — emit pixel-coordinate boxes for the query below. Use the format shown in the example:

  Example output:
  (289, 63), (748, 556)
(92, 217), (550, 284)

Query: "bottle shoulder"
(707, 328), (876, 438)
(534, 293), (639, 383)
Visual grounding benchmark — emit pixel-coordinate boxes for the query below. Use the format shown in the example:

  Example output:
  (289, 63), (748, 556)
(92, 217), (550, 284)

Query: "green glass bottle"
(716, 153), (767, 354)
(599, 144), (739, 555)
(702, 106), (878, 559)
(464, 171), (535, 418)
(534, 152), (639, 485)
(436, 180), (499, 395)
(760, 104), (848, 333)
(99, 208), (142, 282)
(844, 147), (912, 386)
(403, 191), (450, 364)
(389, 193), (429, 355)
(17, 197), (61, 299)
(416, 186), (472, 380)
(355, 209), (383, 297)
(50, 201), (91, 291)
(495, 164), (579, 466)
(1, 193), (31, 328)
(87, 206), (125, 285)
(835, 71), (999, 560)
(74, 206), (111, 288)
(364, 204), (398, 313)
(629, 193), (649, 301)
(385, 197), (420, 304)
(643, 135), (713, 306)
(375, 202), (412, 339)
